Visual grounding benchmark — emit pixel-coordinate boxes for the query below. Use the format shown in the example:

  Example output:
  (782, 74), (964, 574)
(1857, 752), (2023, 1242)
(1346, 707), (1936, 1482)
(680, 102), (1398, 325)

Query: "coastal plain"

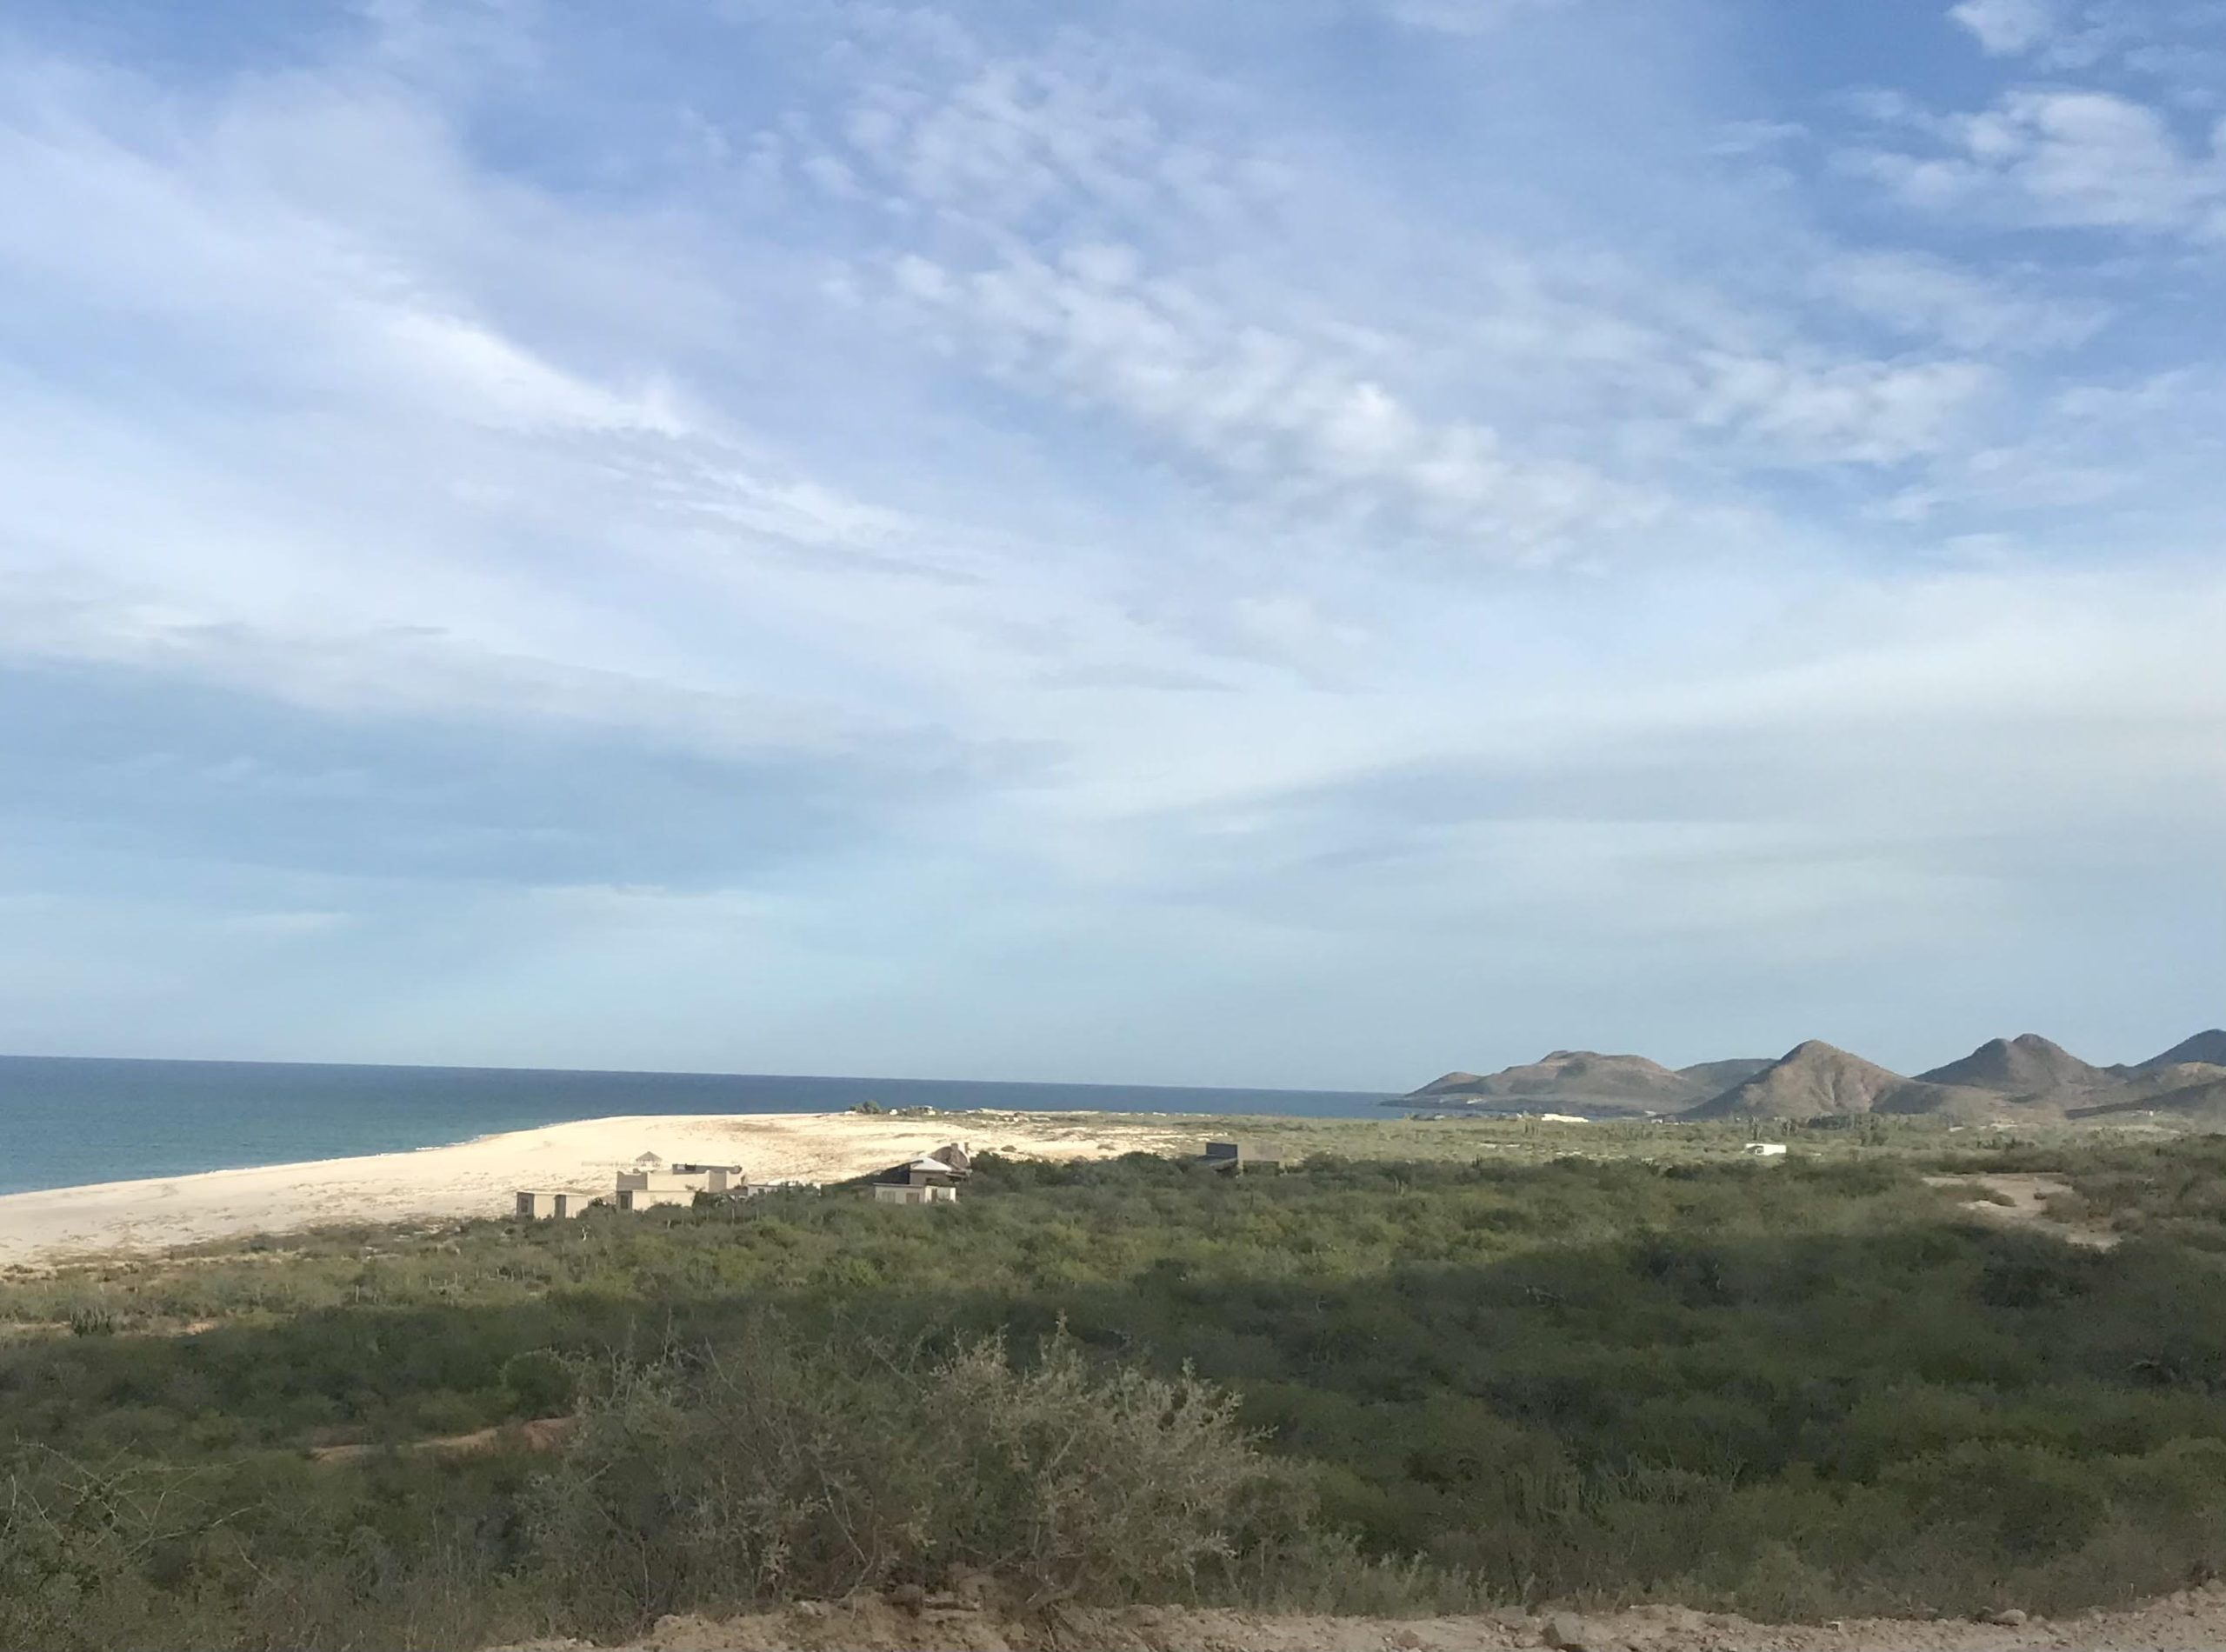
(0, 1103), (2148, 1271)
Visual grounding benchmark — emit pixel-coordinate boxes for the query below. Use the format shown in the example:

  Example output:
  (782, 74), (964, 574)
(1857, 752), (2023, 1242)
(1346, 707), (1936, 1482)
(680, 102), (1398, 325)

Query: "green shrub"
(10, 1141), (2226, 1641)
(526, 1322), (1304, 1633)
(498, 1351), (574, 1418)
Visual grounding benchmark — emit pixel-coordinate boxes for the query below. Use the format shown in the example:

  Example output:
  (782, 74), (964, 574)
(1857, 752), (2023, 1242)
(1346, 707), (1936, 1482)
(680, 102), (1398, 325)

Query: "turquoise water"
(0, 1055), (1392, 1196)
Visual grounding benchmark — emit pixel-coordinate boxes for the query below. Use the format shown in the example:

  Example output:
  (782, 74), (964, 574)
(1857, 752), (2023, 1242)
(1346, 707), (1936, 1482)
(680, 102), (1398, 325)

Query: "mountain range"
(1399, 1029), (2226, 1125)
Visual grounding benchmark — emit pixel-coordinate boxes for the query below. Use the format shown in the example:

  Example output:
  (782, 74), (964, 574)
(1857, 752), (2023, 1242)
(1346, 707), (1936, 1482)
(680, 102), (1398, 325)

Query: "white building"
(613, 1162), (747, 1210)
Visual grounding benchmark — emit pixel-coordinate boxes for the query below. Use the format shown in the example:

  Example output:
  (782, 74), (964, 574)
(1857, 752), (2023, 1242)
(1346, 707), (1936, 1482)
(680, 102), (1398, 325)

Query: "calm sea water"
(0, 1055), (1393, 1196)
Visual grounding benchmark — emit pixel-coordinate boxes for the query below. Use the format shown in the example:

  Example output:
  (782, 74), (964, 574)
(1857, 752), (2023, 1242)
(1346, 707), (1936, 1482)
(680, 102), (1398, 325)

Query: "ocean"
(0, 1055), (1394, 1196)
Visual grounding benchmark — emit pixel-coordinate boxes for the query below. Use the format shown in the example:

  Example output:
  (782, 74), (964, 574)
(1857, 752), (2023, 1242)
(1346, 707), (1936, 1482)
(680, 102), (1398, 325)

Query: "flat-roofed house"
(613, 1162), (748, 1211)
(1201, 1140), (1285, 1174)
(514, 1190), (579, 1219)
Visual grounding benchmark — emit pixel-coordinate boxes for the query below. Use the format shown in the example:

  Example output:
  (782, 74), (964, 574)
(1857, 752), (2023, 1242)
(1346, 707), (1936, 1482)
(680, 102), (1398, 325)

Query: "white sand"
(0, 1111), (1198, 1269)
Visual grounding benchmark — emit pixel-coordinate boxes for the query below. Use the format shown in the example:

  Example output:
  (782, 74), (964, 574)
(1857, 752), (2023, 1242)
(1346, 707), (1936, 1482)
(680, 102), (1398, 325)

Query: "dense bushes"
(530, 1326), (1300, 1635)
(7, 1141), (2226, 1646)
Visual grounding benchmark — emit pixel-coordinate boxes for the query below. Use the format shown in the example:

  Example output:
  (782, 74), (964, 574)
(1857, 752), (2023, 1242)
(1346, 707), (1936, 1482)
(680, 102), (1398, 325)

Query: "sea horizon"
(0, 1052), (1396, 1196)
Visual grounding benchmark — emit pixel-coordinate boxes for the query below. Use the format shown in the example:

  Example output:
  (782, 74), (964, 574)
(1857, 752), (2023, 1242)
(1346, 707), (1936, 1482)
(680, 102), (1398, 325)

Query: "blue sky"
(3, 0), (2223, 1087)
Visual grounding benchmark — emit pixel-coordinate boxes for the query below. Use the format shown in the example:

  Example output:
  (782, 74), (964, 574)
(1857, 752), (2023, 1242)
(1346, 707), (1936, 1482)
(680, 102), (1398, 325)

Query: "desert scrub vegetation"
(530, 1327), (1298, 1636)
(7, 1140), (2226, 1647)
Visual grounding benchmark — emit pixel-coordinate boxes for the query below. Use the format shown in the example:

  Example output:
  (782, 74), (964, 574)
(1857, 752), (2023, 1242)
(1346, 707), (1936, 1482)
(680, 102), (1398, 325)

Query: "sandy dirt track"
(0, 1110), (1196, 1267)
(1922, 1173), (2118, 1248)
(498, 1586), (2226, 1651)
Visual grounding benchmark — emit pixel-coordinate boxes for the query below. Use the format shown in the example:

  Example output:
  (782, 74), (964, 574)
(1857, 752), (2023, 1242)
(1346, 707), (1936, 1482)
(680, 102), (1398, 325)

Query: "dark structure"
(1201, 1140), (1285, 1173)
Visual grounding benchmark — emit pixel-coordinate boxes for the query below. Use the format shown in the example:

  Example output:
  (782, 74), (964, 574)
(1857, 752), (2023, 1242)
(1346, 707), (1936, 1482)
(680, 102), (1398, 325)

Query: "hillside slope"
(1676, 1057), (1774, 1093)
(1403, 1050), (1709, 1112)
(1918, 1034), (2109, 1093)
(2140, 1029), (2226, 1069)
(2068, 1073), (2226, 1126)
(1683, 1041), (2000, 1122)
(1408, 1071), (1490, 1096)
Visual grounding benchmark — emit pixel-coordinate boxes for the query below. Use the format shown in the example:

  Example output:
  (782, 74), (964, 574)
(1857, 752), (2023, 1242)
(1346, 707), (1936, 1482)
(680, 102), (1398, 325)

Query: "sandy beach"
(0, 1110), (1202, 1269)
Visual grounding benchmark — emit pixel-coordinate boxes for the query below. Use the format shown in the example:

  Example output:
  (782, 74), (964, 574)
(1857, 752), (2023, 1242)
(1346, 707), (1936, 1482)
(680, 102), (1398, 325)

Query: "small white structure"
(873, 1182), (959, 1205)
(515, 1190), (580, 1220)
(1743, 1142), (1789, 1158)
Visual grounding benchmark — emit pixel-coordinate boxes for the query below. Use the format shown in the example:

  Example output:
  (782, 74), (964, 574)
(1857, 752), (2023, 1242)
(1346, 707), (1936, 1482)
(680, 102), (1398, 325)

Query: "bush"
(525, 1322), (1304, 1634)
(498, 1352), (575, 1418)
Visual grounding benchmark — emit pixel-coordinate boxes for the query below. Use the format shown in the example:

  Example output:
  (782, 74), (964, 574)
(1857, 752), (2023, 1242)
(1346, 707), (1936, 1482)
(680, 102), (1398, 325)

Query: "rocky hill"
(1400, 1050), (1743, 1115)
(1405, 1029), (2226, 1127)
(2139, 1029), (2226, 1069)
(1916, 1033), (2111, 1094)
(1683, 1041), (1999, 1122)
(1407, 1071), (1490, 1097)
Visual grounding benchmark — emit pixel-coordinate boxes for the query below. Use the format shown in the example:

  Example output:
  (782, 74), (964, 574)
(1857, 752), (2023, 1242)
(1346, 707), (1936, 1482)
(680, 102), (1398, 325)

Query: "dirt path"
(310, 1415), (577, 1464)
(497, 1585), (2226, 1651)
(1923, 1173), (2117, 1249)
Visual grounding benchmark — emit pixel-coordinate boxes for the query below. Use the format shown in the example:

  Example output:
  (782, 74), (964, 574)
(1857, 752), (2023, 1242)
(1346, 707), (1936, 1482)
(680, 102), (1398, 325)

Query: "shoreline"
(0, 1109), (1216, 1269)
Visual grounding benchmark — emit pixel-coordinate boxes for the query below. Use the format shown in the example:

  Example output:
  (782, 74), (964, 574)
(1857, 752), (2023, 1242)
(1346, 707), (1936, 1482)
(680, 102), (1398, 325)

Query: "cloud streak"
(0, 0), (2223, 1082)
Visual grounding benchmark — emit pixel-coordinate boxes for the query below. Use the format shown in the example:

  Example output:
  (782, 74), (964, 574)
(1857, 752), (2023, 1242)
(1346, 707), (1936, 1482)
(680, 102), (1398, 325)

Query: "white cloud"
(373, 309), (691, 435)
(1812, 250), (2106, 352)
(1692, 353), (1996, 466)
(1950, 0), (2061, 56)
(4, 1), (2226, 1076)
(1373, 0), (1572, 34)
(890, 247), (1656, 555)
(1851, 88), (2226, 237)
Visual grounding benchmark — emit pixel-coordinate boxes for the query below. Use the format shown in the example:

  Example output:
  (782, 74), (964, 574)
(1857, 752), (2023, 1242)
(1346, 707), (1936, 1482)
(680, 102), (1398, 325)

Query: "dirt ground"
(1923, 1172), (2118, 1249)
(497, 1584), (2226, 1651)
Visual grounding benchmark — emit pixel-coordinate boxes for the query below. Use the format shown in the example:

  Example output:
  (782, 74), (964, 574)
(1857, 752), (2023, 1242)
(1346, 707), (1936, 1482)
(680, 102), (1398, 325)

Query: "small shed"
(1202, 1141), (1285, 1174)
(515, 1190), (578, 1220)
(1743, 1142), (1789, 1158)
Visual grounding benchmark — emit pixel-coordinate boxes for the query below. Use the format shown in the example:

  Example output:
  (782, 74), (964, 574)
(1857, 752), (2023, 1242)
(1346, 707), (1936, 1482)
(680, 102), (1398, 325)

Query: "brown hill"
(1676, 1057), (1773, 1094)
(1683, 1041), (1999, 1122)
(1409, 1072), (1490, 1096)
(2139, 1030), (2226, 1069)
(1402, 1050), (1709, 1113)
(1917, 1034), (2110, 1094)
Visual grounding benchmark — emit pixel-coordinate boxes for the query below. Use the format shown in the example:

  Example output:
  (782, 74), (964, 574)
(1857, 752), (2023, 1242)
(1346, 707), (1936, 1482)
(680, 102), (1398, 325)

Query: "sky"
(2, 0), (2223, 1089)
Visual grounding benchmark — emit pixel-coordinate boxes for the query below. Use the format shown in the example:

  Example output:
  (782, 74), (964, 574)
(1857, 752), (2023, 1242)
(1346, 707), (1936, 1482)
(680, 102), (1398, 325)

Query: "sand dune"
(0, 1111), (1197, 1268)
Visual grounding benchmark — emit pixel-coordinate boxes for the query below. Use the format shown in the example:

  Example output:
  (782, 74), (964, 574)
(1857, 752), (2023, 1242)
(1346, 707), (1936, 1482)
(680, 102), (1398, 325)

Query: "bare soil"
(1923, 1173), (2117, 1248)
(495, 1584), (2226, 1651)
(310, 1415), (576, 1463)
